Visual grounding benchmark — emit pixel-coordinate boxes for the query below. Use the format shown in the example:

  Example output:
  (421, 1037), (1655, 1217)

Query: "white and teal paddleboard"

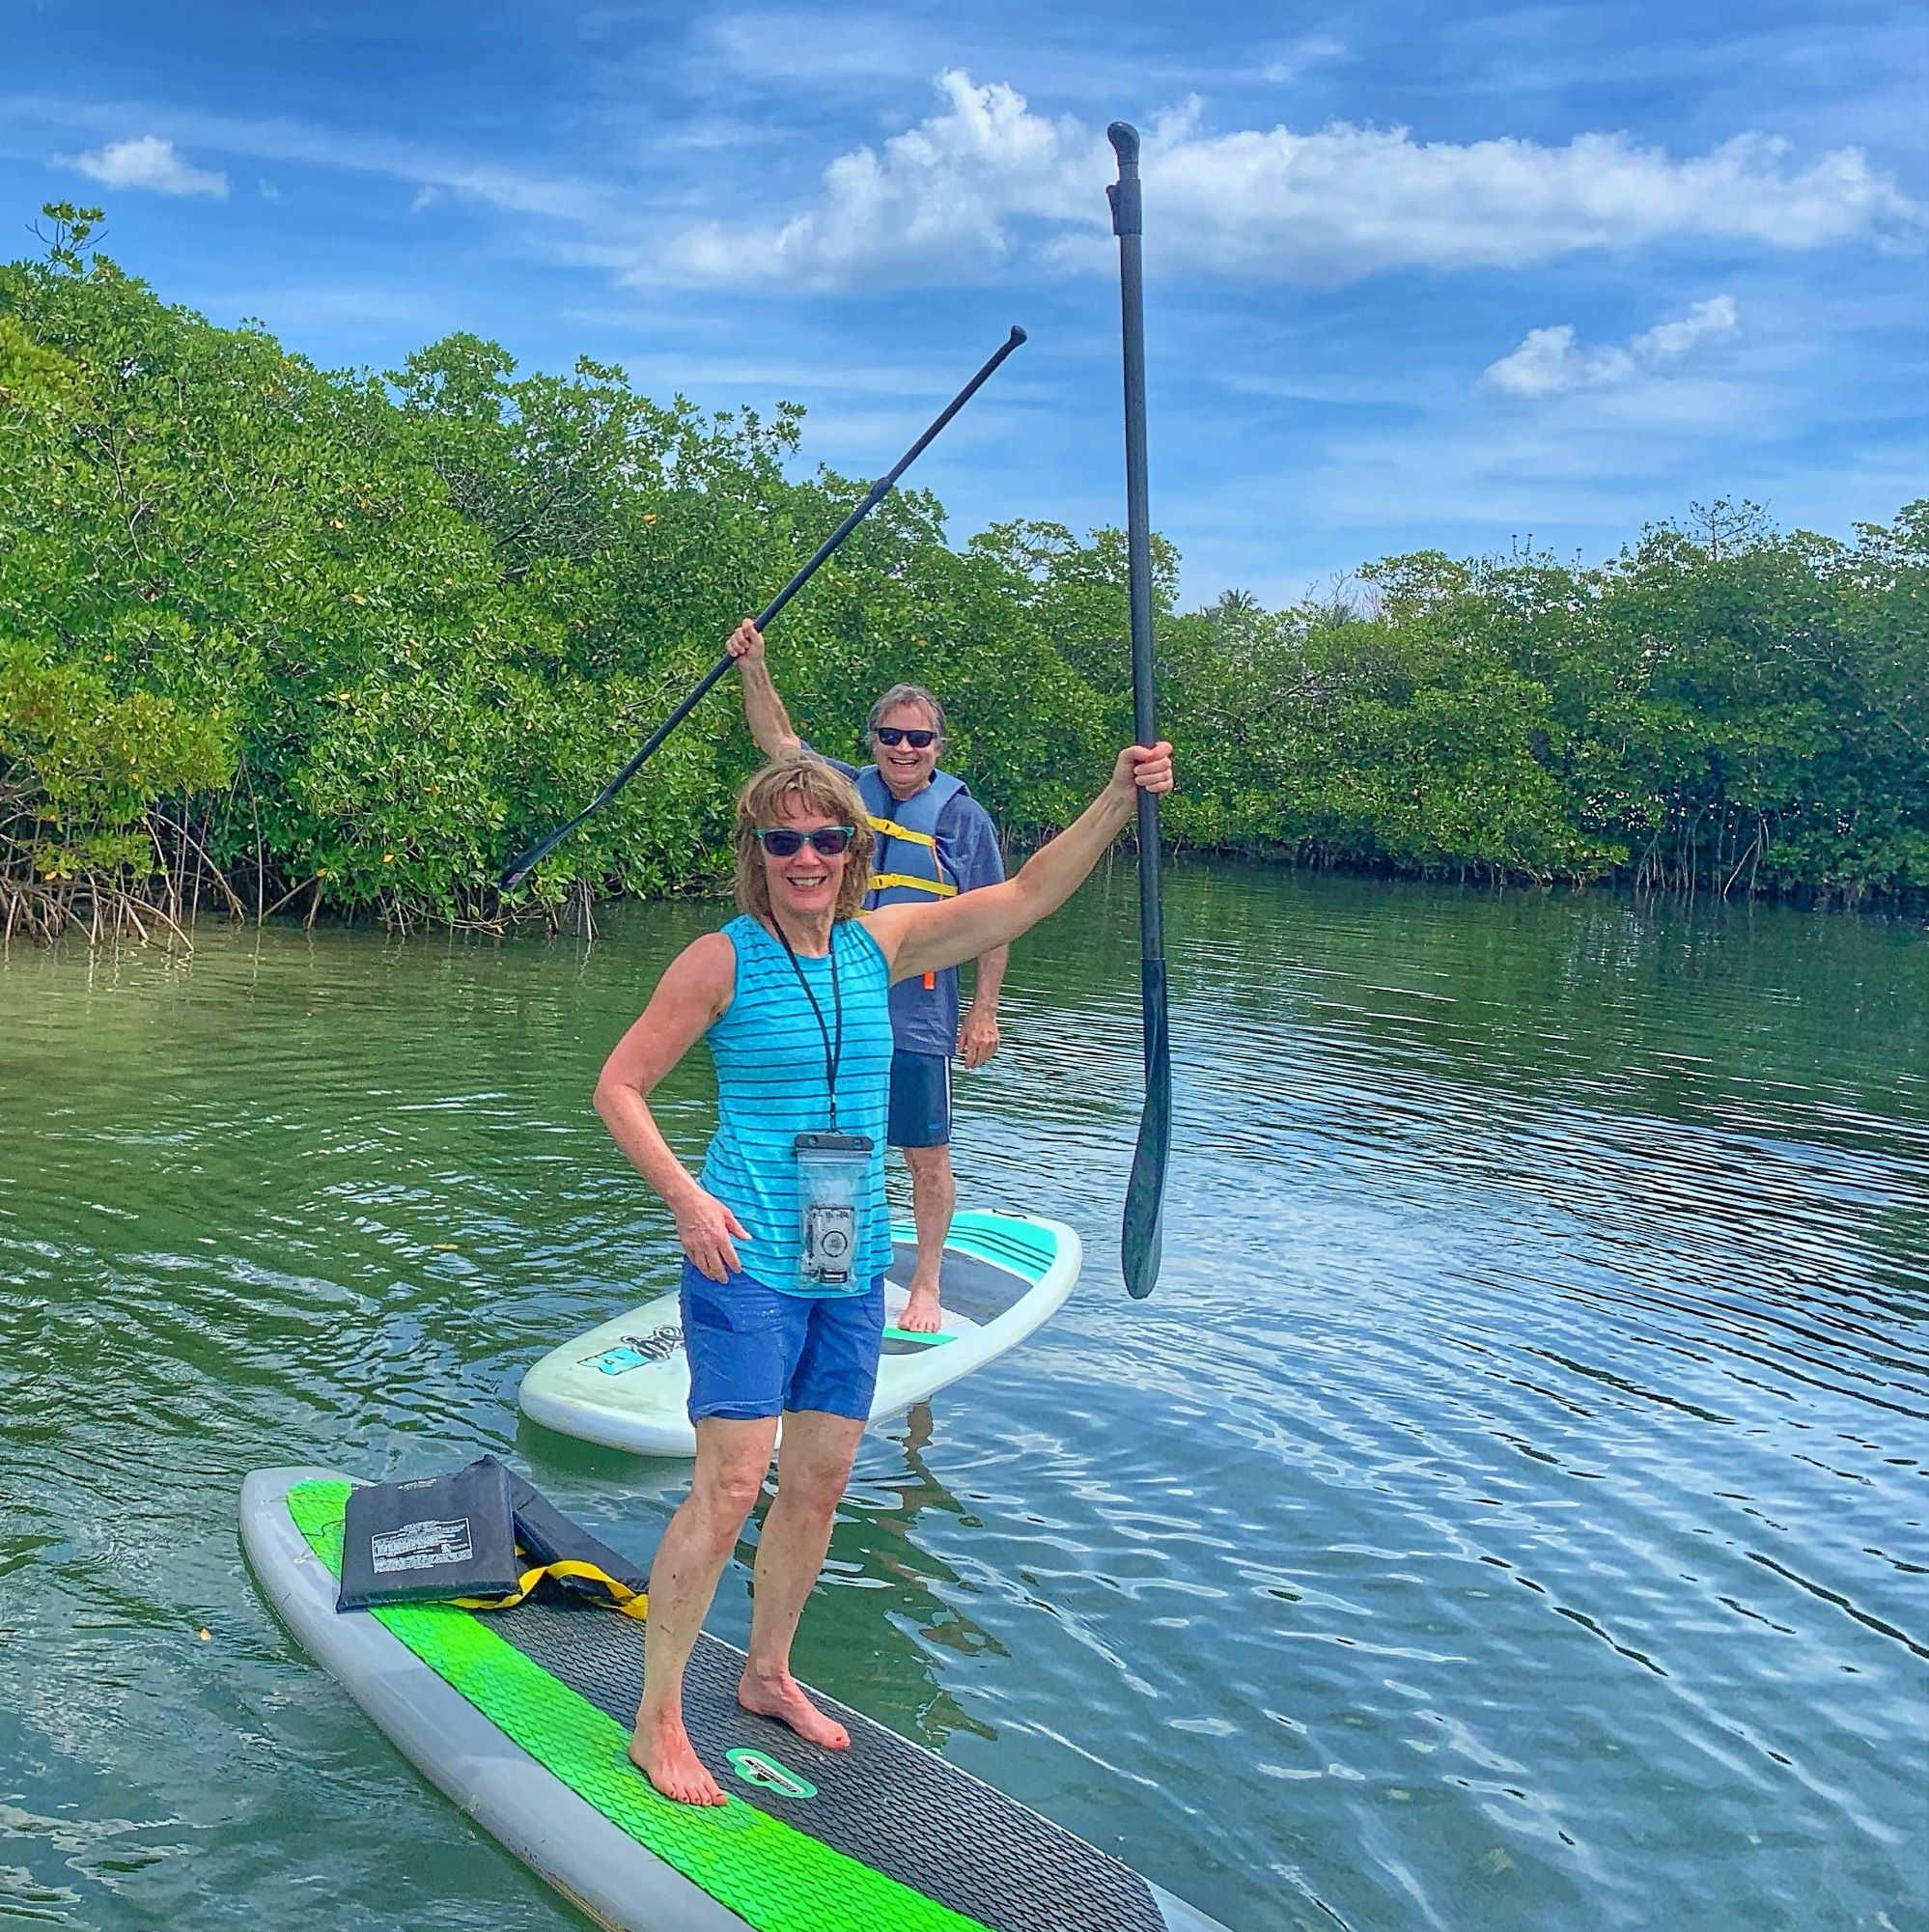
(518, 1211), (1079, 1457)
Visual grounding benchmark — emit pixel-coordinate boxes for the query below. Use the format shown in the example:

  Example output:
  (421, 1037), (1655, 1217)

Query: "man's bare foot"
(738, 1666), (852, 1750)
(629, 1712), (727, 1806)
(897, 1283), (943, 1334)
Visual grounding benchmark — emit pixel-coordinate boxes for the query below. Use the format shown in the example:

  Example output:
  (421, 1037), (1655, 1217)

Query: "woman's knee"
(693, 1459), (767, 1527)
(774, 1470), (846, 1526)
(776, 1446), (858, 1520)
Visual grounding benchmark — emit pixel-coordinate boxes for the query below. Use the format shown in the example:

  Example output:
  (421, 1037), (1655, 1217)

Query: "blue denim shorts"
(680, 1263), (885, 1424)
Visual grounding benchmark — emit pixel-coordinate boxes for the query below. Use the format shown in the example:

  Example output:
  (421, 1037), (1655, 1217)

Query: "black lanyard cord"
(772, 921), (844, 1131)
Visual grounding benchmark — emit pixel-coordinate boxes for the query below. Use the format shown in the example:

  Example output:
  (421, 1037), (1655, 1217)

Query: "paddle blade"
(1121, 956), (1170, 1299)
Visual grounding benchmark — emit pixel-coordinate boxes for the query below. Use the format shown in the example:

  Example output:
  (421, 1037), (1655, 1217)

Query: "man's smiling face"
(871, 698), (942, 802)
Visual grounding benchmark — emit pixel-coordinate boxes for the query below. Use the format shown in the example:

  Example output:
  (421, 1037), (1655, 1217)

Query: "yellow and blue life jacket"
(857, 766), (967, 910)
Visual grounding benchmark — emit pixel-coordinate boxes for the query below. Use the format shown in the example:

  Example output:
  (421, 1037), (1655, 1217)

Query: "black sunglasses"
(874, 726), (937, 748)
(754, 825), (856, 858)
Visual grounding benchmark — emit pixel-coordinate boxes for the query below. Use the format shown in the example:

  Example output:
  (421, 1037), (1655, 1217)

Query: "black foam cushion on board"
(507, 1471), (651, 1597)
(337, 1457), (519, 1610)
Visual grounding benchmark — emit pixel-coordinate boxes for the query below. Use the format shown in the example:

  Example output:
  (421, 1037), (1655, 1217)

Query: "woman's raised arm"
(864, 742), (1172, 985)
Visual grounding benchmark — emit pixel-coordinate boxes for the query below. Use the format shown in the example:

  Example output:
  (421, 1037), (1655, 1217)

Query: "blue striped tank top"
(698, 914), (895, 1296)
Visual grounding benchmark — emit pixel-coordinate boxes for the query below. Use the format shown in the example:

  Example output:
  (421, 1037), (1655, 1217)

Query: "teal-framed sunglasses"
(753, 826), (857, 858)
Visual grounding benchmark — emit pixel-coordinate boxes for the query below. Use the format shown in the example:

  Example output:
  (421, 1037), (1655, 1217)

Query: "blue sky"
(4, 0), (1924, 606)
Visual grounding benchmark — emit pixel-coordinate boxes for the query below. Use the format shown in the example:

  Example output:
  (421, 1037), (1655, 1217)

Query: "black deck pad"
(884, 1242), (1031, 1325)
(488, 1590), (1164, 1932)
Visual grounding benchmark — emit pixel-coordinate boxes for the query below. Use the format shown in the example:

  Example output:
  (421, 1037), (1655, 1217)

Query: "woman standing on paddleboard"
(593, 674), (1172, 1806)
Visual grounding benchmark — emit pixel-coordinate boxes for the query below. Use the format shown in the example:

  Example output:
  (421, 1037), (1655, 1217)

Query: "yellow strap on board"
(455, 1557), (649, 1622)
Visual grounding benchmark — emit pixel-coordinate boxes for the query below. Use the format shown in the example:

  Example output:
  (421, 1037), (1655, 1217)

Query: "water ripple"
(1, 867), (1924, 1931)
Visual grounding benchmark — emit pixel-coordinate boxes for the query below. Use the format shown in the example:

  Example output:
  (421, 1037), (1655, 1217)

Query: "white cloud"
(650, 71), (1922, 290)
(1482, 295), (1742, 398)
(1258, 37), (1348, 84)
(58, 134), (228, 198)
(1635, 296), (1742, 362)
(23, 98), (613, 225)
(659, 75), (1093, 287)
(697, 11), (936, 86)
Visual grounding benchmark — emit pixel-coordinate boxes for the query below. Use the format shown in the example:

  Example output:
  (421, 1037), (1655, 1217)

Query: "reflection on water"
(2, 861), (1924, 1931)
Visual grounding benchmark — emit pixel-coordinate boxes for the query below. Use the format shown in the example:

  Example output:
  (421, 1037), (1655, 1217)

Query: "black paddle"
(1108, 122), (1170, 1302)
(499, 325), (1029, 891)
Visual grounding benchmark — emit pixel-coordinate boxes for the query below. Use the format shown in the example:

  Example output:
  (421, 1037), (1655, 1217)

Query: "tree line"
(2, 205), (1922, 941)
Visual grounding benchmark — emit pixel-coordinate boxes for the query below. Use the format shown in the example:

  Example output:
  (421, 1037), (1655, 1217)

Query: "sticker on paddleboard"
(579, 1326), (684, 1376)
(726, 1748), (818, 1800)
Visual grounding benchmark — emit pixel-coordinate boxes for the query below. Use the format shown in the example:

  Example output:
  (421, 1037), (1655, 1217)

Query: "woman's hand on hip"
(674, 1189), (748, 1282)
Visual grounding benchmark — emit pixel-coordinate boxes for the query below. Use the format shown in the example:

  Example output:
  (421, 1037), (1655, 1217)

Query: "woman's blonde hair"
(733, 755), (875, 924)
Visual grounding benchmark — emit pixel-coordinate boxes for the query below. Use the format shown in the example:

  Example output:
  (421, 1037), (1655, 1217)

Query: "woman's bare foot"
(896, 1283), (943, 1333)
(738, 1666), (851, 1750)
(629, 1711), (727, 1806)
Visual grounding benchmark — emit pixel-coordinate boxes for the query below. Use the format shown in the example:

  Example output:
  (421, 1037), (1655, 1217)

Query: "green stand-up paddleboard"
(241, 1470), (1229, 1932)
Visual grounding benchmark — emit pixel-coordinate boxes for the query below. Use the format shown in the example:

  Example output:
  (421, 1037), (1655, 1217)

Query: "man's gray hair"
(867, 683), (946, 741)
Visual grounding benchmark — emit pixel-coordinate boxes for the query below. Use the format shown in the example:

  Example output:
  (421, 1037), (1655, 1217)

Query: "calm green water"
(2, 863), (1924, 1931)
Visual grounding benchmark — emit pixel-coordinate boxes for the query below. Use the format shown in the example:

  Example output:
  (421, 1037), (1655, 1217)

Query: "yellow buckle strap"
(869, 873), (957, 897)
(866, 813), (937, 850)
(455, 1558), (649, 1622)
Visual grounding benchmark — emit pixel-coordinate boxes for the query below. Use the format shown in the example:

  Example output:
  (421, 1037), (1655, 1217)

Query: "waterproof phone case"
(794, 1132), (873, 1291)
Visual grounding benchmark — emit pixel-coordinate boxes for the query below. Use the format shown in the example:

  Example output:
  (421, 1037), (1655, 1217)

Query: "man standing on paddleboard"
(593, 692), (1172, 1806)
(728, 619), (1004, 1333)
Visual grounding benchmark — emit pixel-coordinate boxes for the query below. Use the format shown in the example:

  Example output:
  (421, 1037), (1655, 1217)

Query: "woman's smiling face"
(761, 798), (850, 927)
